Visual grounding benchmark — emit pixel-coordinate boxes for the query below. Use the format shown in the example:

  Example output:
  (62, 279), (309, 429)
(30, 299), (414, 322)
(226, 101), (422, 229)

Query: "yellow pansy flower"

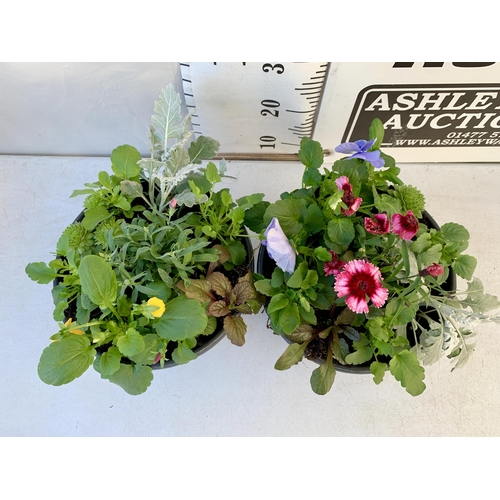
(147, 297), (166, 318)
(64, 318), (85, 335)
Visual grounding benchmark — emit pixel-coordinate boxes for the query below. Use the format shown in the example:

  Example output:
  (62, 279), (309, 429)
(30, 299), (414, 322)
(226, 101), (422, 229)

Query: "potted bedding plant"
(26, 84), (264, 395)
(251, 119), (500, 396)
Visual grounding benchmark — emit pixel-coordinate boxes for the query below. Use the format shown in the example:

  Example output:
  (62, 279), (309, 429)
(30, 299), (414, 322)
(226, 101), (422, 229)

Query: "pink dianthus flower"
(334, 259), (389, 314)
(392, 210), (419, 240)
(364, 213), (390, 235)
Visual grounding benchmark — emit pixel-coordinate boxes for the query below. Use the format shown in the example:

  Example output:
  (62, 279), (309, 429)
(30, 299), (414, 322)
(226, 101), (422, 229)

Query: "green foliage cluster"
(26, 84), (264, 395)
(250, 119), (500, 396)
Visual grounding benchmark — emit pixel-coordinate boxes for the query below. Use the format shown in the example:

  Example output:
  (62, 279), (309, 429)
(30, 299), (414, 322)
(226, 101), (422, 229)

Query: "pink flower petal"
(365, 214), (390, 235)
(335, 175), (350, 190)
(346, 294), (369, 314)
(392, 211), (419, 240)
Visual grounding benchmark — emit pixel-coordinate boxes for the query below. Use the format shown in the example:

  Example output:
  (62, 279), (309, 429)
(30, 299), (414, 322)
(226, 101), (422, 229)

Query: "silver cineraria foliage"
(139, 85), (222, 212)
(151, 84), (184, 153)
(413, 279), (500, 371)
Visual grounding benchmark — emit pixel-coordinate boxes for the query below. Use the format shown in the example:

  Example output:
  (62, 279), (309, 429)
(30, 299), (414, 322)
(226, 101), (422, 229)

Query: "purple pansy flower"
(262, 217), (296, 274)
(335, 138), (385, 169)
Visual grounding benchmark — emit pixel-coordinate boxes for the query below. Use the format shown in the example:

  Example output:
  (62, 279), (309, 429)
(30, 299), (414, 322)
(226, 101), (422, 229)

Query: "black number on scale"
(261, 99), (280, 117)
(260, 136), (276, 149)
(262, 63), (284, 74)
(259, 64), (283, 150)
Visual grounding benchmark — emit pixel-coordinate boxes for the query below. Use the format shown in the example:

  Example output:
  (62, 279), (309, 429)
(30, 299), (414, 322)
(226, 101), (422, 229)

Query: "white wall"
(0, 62), (183, 156)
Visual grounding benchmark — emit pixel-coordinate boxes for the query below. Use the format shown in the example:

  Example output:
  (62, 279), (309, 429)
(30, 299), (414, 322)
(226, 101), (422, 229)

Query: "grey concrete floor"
(2, 155), (500, 436)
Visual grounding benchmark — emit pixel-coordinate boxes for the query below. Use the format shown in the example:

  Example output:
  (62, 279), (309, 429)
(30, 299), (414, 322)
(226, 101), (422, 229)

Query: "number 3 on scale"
(262, 63), (284, 74)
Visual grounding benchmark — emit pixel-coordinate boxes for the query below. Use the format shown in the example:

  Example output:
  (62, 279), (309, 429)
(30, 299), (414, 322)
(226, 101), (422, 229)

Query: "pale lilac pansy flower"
(262, 217), (296, 274)
(335, 138), (385, 169)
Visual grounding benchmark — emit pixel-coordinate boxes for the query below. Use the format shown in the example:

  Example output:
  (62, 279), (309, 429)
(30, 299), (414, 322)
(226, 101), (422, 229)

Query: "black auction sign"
(316, 63), (500, 162)
(344, 84), (500, 148)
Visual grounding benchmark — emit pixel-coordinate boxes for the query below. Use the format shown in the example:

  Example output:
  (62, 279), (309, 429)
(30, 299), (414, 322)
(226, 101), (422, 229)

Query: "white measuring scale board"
(182, 62), (500, 163)
(181, 62), (330, 159)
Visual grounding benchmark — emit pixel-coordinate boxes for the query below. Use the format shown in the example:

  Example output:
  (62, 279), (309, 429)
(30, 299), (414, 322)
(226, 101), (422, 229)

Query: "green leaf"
(451, 254), (477, 280)
(113, 196), (131, 211)
(172, 342), (198, 364)
(302, 270), (318, 290)
(287, 261), (308, 289)
(128, 334), (161, 365)
(302, 166), (322, 188)
(108, 363), (154, 395)
(82, 206), (112, 231)
(265, 198), (305, 236)
(275, 342), (307, 370)
(327, 218), (355, 246)
(53, 300), (69, 321)
(400, 240), (411, 278)
(155, 296), (208, 341)
(314, 247), (332, 262)
(385, 296), (419, 326)
(25, 262), (57, 284)
(344, 344), (373, 365)
(440, 222), (470, 242)
(38, 336), (96, 386)
(116, 328), (145, 357)
(226, 239), (247, 266)
(310, 358), (336, 395)
(368, 118), (385, 150)
(389, 350), (426, 396)
(243, 201), (271, 233)
(254, 278), (280, 297)
(298, 137), (324, 171)
(111, 145), (142, 180)
(236, 192), (265, 210)
(304, 204), (325, 234)
(79, 255), (117, 308)
(267, 293), (290, 314)
(375, 194), (402, 216)
(367, 317), (391, 342)
(56, 234), (69, 255)
(98, 170), (112, 189)
(419, 244), (442, 267)
(70, 188), (94, 198)
(224, 314), (247, 346)
(188, 136), (220, 164)
(370, 360), (387, 385)
(201, 316), (218, 336)
(99, 346), (121, 377)
(205, 161), (221, 183)
(410, 232), (432, 254)
(278, 303), (300, 335)
(271, 267), (284, 288)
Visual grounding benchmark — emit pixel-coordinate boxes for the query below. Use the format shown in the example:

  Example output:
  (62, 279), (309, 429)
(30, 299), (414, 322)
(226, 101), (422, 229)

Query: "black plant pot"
(256, 210), (457, 374)
(54, 209), (254, 369)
